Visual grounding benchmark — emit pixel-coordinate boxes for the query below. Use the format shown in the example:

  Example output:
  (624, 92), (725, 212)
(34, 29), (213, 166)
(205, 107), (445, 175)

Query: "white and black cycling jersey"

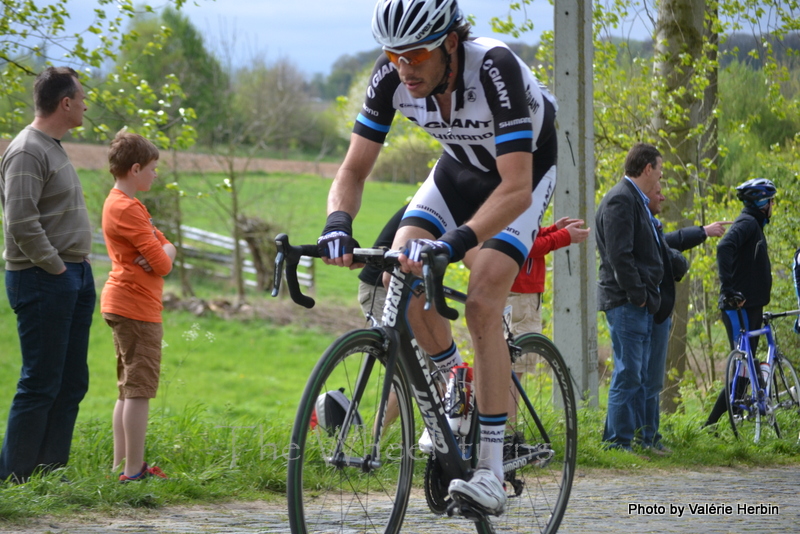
(353, 37), (558, 177)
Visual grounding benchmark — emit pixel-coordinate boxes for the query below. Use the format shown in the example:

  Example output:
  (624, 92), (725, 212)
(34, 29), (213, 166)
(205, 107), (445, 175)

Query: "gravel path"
(5, 466), (798, 533)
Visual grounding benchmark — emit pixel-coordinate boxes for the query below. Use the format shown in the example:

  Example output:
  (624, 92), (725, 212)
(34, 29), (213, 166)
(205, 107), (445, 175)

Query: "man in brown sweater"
(0, 67), (95, 483)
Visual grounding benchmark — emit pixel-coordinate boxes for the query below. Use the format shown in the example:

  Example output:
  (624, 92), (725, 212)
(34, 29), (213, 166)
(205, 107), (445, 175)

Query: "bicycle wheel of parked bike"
(770, 353), (800, 443)
(287, 329), (415, 534)
(725, 349), (767, 443)
(475, 333), (577, 534)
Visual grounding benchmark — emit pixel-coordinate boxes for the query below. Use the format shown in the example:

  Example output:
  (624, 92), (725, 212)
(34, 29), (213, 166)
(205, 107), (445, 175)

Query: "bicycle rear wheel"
(725, 349), (763, 443)
(771, 353), (800, 444)
(476, 333), (577, 534)
(287, 329), (415, 534)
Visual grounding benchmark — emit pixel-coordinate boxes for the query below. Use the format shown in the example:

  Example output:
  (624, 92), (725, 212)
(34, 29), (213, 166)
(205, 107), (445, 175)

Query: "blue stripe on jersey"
(496, 130), (533, 144)
(492, 232), (527, 258)
(356, 113), (391, 133)
(402, 209), (447, 234)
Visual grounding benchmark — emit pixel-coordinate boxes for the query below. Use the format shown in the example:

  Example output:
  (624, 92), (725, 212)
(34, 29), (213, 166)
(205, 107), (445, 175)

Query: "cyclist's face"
(393, 34), (456, 98)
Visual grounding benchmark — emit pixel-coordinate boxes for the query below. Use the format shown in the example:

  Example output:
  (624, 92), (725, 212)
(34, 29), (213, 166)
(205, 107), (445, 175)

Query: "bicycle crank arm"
(503, 444), (554, 472)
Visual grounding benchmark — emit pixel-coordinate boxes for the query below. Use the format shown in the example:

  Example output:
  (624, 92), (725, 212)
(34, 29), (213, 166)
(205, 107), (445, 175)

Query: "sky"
(61, 0), (556, 77)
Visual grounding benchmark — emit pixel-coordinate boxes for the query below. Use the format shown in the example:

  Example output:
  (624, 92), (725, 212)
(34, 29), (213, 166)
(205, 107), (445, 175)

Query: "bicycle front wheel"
(771, 353), (800, 444)
(287, 329), (415, 534)
(725, 350), (763, 443)
(478, 333), (577, 534)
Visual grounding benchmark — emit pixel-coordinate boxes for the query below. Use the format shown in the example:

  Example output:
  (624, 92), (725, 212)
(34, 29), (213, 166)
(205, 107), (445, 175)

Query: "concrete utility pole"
(552, 0), (598, 406)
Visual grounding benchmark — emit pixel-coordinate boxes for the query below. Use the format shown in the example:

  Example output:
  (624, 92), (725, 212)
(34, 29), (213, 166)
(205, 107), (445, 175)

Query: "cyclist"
(318, 0), (557, 516)
(794, 245), (800, 333)
(704, 178), (777, 428)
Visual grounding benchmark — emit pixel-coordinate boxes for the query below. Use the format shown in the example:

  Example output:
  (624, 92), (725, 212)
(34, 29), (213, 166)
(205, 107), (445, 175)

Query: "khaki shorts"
(103, 313), (163, 400)
(506, 292), (543, 374)
(358, 280), (387, 323)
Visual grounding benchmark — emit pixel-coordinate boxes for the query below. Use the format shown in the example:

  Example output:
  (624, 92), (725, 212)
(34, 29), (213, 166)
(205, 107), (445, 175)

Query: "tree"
(112, 7), (227, 146)
(497, 0), (800, 408)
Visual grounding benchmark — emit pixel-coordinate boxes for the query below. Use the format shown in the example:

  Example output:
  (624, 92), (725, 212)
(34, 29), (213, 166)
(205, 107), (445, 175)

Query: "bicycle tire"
(725, 349), (764, 443)
(287, 329), (415, 534)
(771, 353), (800, 443)
(474, 333), (577, 534)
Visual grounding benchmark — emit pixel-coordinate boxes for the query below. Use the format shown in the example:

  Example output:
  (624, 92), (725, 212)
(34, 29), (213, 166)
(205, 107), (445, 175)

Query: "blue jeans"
(641, 316), (671, 448)
(0, 262), (95, 481)
(603, 303), (653, 450)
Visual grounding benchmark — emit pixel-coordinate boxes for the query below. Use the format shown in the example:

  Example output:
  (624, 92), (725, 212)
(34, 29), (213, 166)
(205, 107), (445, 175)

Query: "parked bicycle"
(725, 306), (800, 443)
(273, 234), (577, 534)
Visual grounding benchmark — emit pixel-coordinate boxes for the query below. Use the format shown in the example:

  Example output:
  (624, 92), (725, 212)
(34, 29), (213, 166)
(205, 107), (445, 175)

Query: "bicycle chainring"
(424, 455), (451, 514)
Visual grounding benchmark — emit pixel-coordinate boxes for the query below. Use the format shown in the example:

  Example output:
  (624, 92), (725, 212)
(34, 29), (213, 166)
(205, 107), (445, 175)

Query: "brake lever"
(421, 249), (459, 321)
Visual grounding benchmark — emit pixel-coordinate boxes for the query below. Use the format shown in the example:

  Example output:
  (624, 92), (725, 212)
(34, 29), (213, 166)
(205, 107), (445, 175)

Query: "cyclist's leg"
(450, 169), (554, 515)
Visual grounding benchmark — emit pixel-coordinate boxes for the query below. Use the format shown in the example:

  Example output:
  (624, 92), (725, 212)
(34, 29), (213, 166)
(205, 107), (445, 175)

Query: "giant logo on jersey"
(482, 59), (512, 109)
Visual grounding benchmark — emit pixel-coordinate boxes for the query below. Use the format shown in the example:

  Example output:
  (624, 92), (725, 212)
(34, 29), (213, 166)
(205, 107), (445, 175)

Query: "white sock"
(477, 413), (507, 480)
(430, 341), (462, 374)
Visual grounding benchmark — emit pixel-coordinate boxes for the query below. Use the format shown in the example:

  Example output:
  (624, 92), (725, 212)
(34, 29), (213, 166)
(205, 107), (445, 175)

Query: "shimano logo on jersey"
(431, 131), (493, 142)
(382, 272), (405, 327)
(362, 104), (379, 117)
(399, 103), (426, 110)
(498, 118), (531, 129)
(411, 338), (449, 454)
(482, 59), (512, 109)
(504, 226), (521, 236)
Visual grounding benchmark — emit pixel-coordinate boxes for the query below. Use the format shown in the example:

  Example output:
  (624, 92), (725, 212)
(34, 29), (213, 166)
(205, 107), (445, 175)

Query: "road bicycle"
(273, 234), (577, 534)
(725, 306), (800, 443)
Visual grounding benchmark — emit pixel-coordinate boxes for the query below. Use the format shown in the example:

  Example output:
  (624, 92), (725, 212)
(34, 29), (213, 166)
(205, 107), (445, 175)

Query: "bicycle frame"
(366, 264), (476, 479)
(728, 308), (800, 418)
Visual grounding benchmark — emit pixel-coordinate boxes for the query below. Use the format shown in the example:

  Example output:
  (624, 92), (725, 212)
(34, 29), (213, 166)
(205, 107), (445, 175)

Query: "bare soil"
(0, 139), (342, 178)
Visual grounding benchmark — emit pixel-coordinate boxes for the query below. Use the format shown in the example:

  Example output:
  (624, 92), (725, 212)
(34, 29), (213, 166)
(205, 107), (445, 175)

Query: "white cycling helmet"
(372, 0), (462, 51)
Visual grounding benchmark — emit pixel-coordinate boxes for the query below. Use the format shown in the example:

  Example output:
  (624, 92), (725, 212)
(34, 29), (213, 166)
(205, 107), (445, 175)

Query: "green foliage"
(0, 1), (196, 145)
(88, 7), (214, 147)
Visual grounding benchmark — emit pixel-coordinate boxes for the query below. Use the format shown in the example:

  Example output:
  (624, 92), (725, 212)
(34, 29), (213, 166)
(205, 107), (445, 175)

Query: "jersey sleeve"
(478, 46), (534, 156)
(352, 55), (399, 144)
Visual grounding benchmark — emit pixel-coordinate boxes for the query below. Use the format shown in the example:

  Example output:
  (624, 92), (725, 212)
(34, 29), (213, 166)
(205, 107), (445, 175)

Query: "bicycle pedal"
(446, 495), (490, 522)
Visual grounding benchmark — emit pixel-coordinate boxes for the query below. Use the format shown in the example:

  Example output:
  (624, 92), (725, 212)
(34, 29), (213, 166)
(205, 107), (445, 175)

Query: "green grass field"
(1, 169), (799, 519)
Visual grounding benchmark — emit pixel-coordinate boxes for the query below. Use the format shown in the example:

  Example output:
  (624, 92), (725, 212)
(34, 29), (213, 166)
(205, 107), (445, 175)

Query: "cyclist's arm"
(327, 133), (383, 218)
(323, 134), (383, 267)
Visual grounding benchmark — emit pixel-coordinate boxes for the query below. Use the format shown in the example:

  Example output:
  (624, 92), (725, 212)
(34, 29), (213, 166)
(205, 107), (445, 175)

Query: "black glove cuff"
(440, 225), (479, 263)
(322, 211), (353, 236)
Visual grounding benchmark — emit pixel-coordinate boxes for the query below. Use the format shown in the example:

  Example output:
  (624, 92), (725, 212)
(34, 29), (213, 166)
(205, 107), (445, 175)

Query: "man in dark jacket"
(704, 178), (776, 427)
(596, 143), (664, 451)
(643, 183), (729, 451)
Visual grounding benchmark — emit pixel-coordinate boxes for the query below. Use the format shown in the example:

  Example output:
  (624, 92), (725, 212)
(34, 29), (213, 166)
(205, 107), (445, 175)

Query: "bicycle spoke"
(771, 355), (800, 444)
(288, 330), (414, 534)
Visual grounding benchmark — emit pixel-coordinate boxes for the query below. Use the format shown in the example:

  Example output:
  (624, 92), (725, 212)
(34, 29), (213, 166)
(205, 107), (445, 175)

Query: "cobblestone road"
(5, 467), (799, 533)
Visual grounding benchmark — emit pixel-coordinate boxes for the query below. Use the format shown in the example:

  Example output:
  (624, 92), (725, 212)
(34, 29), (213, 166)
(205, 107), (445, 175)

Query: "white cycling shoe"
(448, 468), (507, 516)
(419, 428), (433, 454)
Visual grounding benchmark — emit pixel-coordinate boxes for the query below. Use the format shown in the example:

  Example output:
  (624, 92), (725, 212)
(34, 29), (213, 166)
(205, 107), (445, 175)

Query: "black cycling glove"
(719, 290), (745, 310)
(404, 225), (478, 264)
(318, 211), (360, 259)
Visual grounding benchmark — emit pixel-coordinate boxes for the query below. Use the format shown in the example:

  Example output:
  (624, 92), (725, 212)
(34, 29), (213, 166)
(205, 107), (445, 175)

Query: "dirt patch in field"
(0, 139), (342, 178)
(162, 292), (368, 335)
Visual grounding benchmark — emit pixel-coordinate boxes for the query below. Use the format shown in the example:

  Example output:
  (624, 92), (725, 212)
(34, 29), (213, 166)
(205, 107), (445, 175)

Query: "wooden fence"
(95, 225), (314, 292)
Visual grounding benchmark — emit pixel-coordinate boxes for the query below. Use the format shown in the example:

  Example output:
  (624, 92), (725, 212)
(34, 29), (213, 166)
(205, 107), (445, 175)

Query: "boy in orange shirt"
(100, 130), (176, 481)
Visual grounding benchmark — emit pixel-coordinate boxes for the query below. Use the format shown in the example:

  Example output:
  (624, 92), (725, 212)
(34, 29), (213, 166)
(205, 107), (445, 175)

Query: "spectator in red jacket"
(506, 217), (590, 338)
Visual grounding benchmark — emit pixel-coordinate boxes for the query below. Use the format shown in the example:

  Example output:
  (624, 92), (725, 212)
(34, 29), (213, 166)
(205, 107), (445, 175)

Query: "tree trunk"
(653, 0), (705, 413)
(171, 147), (194, 298)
